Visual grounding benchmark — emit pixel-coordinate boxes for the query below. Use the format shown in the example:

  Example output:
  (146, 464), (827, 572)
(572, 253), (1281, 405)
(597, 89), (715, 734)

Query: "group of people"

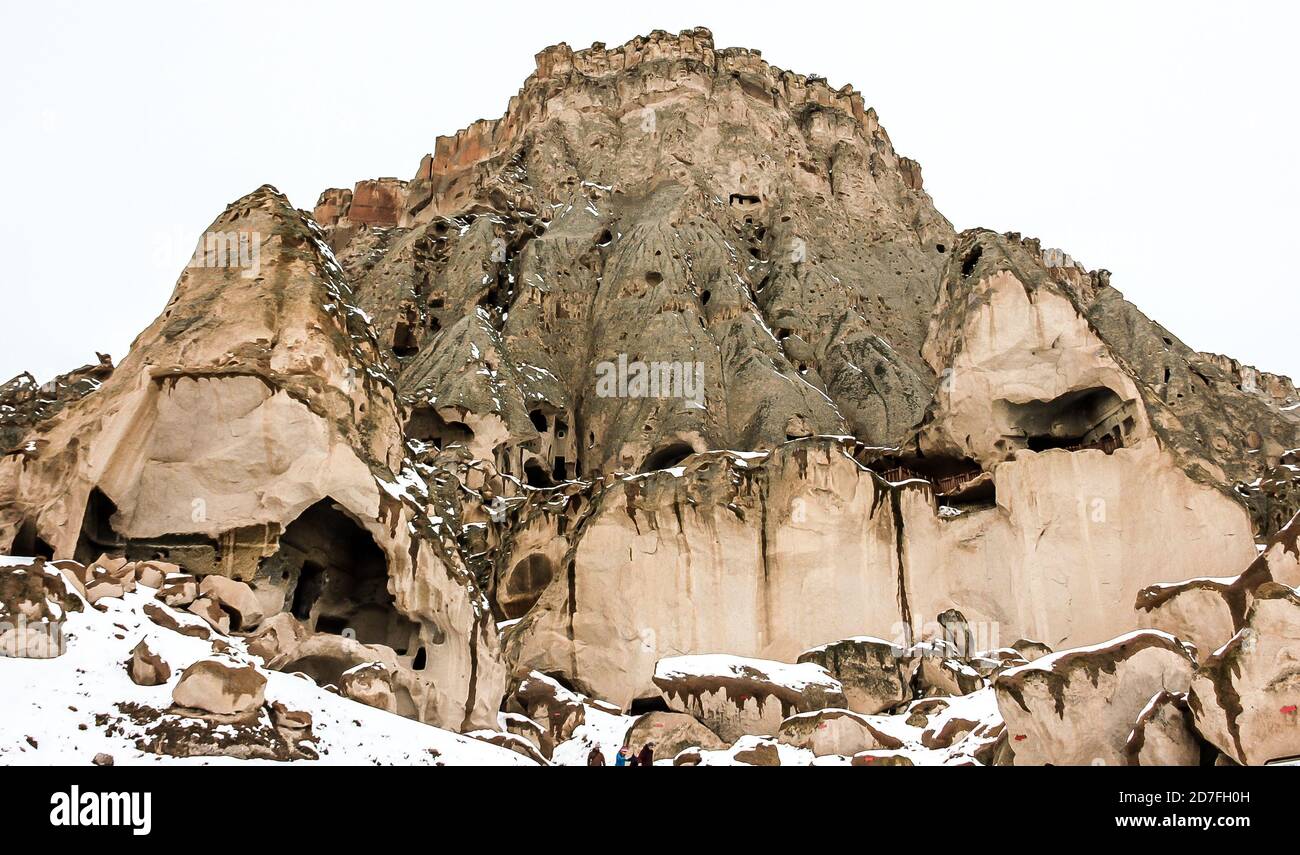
(587, 742), (655, 766)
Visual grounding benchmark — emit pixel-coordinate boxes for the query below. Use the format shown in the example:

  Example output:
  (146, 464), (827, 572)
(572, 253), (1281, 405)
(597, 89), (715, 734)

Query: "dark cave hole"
(639, 442), (695, 473)
(996, 387), (1134, 453)
(14, 520), (54, 560)
(529, 409), (549, 432)
(264, 498), (418, 651)
(406, 407), (475, 452)
(628, 696), (672, 715)
(960, 246), (982, 277)
(74, 486), (125, 565)
(524, 459), (556, 488)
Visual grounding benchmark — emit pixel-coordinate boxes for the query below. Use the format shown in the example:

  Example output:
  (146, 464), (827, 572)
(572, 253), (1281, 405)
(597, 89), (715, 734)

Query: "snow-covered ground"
(0, 556), (531, 766)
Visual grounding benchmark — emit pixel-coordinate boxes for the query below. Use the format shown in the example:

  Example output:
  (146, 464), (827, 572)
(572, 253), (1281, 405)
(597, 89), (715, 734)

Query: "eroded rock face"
(0, 187), (503, 732)
(993, 631), (1196, 766)
(1190, 583), (1300, 765)
(505, 436), (1252, 707)
(1, 27), (1296, 758)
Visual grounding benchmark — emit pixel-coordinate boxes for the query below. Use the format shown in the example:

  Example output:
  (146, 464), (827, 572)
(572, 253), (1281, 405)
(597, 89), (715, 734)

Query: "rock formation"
(1, 27), (1297, 765)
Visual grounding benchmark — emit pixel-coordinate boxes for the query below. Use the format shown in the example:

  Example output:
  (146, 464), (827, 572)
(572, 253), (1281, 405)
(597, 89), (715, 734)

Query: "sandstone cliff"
(1, 27), (1297, 763)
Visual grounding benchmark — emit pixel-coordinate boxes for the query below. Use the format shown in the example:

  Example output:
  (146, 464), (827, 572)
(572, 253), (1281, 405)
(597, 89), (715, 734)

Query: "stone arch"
(260, 498), (419, 653)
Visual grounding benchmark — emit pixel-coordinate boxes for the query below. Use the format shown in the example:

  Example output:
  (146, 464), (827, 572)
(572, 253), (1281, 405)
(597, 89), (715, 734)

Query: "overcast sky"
(2, 1), (1296, 383)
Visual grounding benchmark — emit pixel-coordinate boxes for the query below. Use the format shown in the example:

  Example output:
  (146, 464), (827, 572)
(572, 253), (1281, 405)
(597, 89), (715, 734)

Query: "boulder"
(186, 597), (230, 634)
(624, 711), (726, 759)
(339, 662), (397, 713)
(993, 630), (1196, 766)
(514, 671), (586, 743)
(245, 612), (309, 662)
(1125, 690), (1202, 766)
(126, 639), (171, 686)
(156, 574), (198, 607)
(797, 636), (909, 714)
(143, 601), (211, 639)
(198, 575), (265, 631)
(0, 560), (81, 657)
(730, 737), (783, 766)
(653, 654), (845, 742)
(1190, 583), (1300, 765)
(777, 708), (904, 756)
(135, 560), (178, 590)
(171, 659), (267, 715)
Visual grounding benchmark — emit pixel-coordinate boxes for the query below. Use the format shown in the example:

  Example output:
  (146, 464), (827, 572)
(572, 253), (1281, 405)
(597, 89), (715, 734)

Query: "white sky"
(2, 1), (1296, 383)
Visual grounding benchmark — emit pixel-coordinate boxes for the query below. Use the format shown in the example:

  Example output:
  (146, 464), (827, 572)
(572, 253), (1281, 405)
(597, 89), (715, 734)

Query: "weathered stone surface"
(797, 637), (908, 714)
(1190, 583), (1300, 765)
(0, 185), (503, 732)
(993, 630), (1197, 766)
(171, 659), (267, 716)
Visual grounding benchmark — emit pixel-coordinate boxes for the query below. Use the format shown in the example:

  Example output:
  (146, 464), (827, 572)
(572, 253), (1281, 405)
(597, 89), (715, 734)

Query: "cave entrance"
(996, 387), (1132, 453)
(628, 696), (672, 715)
(639, 442), (695, 473)
(74, 487), (126, 564)
(524, 459), (556, 488)
(13, 520), (54, 560)
(264, 499), (418, 652)
(499, 552), (555, 619)
(406, 406), (475, 452)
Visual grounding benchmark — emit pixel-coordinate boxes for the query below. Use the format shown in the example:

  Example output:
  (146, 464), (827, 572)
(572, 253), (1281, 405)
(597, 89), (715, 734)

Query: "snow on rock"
(0, 556), (533, 766)
(653, 654), (845, 741)
(1190, 582), (1300, 765)
(796, 636), (909, 714)
(993, 630), (1197, 766)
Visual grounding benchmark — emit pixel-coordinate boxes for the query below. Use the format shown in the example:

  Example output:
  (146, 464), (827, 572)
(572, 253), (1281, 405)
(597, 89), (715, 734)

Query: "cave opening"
(74, 487), (126, 564)
(499, 552), (556, 619)
(392, 320), (419, 358)
(960, 246), (982, 277)
(13, 520), (54, 560)
(406, 407), (475, 452)
(996, 387), (1132, 454)
(528, 409), (548, 432)
(728, 193), (761, 207)
(262, 499), (418, 653)
(628, 696), (672, 715)
(639, 442), (695, 473)
(524, 459), (556, 488)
